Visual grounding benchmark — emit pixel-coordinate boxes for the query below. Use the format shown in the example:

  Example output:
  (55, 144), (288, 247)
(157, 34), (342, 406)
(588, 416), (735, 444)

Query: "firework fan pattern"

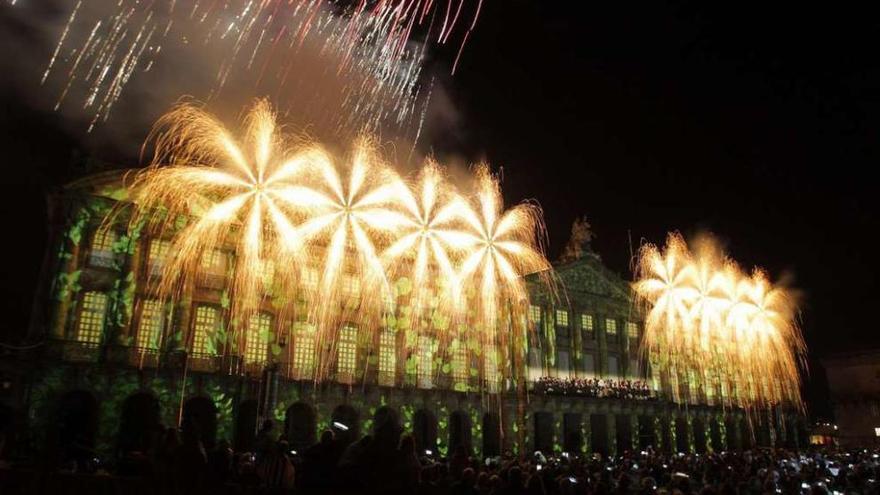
(634, 233), (806, 411)
(119, 99), (550, 388)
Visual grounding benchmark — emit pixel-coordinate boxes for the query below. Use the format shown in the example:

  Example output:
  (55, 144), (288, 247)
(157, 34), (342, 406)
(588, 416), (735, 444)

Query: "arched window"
(413, 409), (438, 454)
(285, 402), (317, 452)
(54, 390), (99, 466)
(117, 392), (161, 454)
(482, 413), (501, 457)
(331, 405), (359, 445)
(449, 411), (472, 454)
(76, 292), (107, 345)
(136, 299), (165, 349)
(234, 400), (259, 452)
(245, 313), (272, 365)
(182, 396), (218, 450)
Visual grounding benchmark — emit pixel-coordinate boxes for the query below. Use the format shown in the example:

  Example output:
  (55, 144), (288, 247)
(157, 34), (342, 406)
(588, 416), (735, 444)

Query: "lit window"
(192, 305), (219, 355)
(484, 345), (500, 391)
(137, 299), (164, 349)
(343, 275), (361, 297)
(874, 427), (880, 437)
(583, 353), (597, 377)
(245, 313), (271, 365)
(626, 322), (639, 339)
(258, 260), (275, 287)
(581, 314), (594, 331)
(555, 310), (569, 327)
(337, 323), (358, 380)
(529, 305), (542, 324)
(378, 330), (396, 386)
(451, 345), (468, 382)
(92, 229), (116, 250)
(418, 336), (435, 388)
(292, 322), (316, 378)
(76, 291), (107, 344)
(89, 230), (117, 267)
(607, 355), (619, 377)
(148, 239), (170, 274)
(302, 267), (319, 289)
(200, 249), (225, 273)
(605, 319), (617, 335)
(628, 358), (640, 379)
(557, 350), (571, 376)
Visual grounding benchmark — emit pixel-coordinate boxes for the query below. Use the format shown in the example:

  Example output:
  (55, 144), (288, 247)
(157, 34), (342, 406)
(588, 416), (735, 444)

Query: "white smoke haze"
(0, 1), (465, 165)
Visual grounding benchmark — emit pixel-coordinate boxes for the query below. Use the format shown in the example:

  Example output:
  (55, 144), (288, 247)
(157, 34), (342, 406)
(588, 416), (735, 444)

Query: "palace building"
(0, 171), (807, 463)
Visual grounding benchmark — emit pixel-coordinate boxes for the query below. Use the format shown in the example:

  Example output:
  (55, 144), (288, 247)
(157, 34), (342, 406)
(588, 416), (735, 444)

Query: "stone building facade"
(0, 173), (806, 463)
(823, 350), (880, 448)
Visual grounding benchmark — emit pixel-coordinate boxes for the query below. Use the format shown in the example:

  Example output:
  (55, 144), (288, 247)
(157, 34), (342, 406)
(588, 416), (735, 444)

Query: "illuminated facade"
(0, 172), (807, 461)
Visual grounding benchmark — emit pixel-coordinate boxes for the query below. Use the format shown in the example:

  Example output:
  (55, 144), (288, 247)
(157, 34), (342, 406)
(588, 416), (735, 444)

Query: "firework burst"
(31, 0), (481, 135)
(634, 233), (805, 410)
(122, 100), (552, 388)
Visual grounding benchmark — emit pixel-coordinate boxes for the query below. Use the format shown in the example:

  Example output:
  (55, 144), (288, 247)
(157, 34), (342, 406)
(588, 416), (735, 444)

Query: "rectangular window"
(451, 346), (468, 382)
(89, 230), (117, 267)
(555, 309), (569, 327)
(342, 275), (361, 298)
(293, 322), (316, 378)
(605, 318), (618, 335)
(484, 344), (500, 391)
(148, 239), (170, 275)
(628, 358), (640, 379)
(607, 355), (619, 378)
(337, 324), (358, 380)
(527, 347), (543, 382)
(529, 305), (542, 324)
(626, 322), (639, 340)
(245, 313), (271, 365)
(137, 299), (164, 349)
(418, 336), (435, 388)
(557, 350), (571, 377)
(378, 330), (396, 386)
(258, 260), (275, 287)
(200, 249), (226, 273)
(192, 305), (219, 356)
(76, 291), (107, 344)
(302, 267), (319, 290)
(583, 353), (597, 377)
(581, 314), (594, 331)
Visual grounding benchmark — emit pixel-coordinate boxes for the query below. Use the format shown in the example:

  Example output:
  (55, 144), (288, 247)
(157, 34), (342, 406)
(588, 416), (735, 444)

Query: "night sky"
(2, 1), (878, 419)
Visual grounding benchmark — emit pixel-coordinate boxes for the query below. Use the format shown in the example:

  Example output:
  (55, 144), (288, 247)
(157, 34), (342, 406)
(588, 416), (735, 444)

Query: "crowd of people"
(534, 377), (653, 400)
(4, 408), (879, 495)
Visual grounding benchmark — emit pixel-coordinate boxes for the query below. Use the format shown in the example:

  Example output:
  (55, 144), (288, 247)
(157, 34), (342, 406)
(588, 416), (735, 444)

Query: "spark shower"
(123, 99), (551, 386)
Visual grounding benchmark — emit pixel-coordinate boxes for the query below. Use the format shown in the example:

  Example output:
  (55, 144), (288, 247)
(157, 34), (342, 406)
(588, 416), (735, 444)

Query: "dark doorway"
(449, 411), (472, 453)
(674, 417), (688, 453)
(234, 400), (259, 452)
(117, 392), (161, 455)
(638, 415), (655, 449)
(661, 417), (673, 453)
(482, 413), (501, 457)
(182, 396), (218, 449)
(590, 414), (609, 456)
(725, 417), (739, 450)
(693, 417), (706, 453)
(563, 413), (583, 454)
(372, 405), (401, 448)
(285, 402), (316, 452)
(533, 412), (554, 454)
(413, 409), (438, 454)
(331, 404), (359, 445)
(741, 418), (754, 449)
(53, 390), (99, 467)
(710, 419), (722, 452)
(615, 415), (632, 454)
